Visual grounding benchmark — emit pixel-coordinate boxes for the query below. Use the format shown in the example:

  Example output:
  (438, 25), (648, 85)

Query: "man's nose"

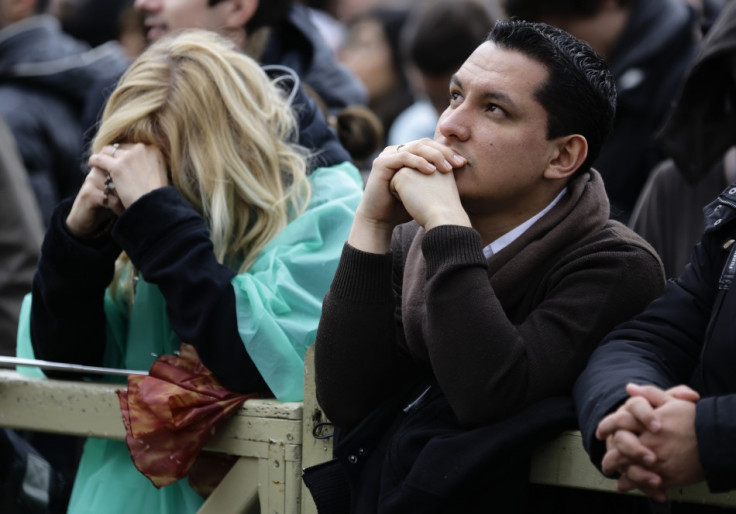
(437, 106), (471, 142)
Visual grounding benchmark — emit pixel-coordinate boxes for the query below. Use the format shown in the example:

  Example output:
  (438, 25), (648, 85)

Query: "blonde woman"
(17, 29), (362, 513)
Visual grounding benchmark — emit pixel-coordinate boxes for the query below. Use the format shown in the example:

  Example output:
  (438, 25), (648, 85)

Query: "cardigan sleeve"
(314, 242), (409, 427)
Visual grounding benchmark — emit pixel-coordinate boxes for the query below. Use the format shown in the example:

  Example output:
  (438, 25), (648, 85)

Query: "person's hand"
(596, 383), (701, 502)
(66, 149), (126, 238)
(87, 143), (168, 209)
(617, 396), (703, 501)
(349, 139), (466, 253)
(389, 162), (470, 231)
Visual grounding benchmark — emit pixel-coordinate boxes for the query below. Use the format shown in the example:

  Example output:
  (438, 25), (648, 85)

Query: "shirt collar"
(482, 187), (568, 259)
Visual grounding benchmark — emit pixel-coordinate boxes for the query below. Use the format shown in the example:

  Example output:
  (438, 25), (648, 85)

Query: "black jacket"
(575, 182), (736, 496)
(305, 383), (577, 514)
(261, 4), (366, 114)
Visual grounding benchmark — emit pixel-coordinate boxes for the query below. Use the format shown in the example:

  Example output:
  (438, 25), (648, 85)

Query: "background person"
(629, 0), (736, 278)
(130, 0), (366, 114)
(338, 6), (414, 148)
(388, 0), (496, 145)
(0, 0), (130, 225)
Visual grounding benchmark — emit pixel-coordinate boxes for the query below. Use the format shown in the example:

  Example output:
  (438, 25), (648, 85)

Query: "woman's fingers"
(89, 143), (168, 208)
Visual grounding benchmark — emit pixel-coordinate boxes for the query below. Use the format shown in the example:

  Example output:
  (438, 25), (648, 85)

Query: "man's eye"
(487, 104), (505, 115)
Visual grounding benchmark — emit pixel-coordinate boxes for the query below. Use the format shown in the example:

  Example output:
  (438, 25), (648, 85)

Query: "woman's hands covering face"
(67, 143), (168, 238)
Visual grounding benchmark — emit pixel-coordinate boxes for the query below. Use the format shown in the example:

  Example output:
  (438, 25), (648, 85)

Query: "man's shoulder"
(585, 219), (664, 263)
(550, 217), (665, 290)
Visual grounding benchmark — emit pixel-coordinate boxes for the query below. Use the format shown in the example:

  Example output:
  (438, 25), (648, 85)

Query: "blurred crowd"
(1, 0), (735, 511)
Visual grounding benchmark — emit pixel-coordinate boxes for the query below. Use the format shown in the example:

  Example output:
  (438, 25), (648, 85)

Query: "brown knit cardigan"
(315, 170), (665, 428)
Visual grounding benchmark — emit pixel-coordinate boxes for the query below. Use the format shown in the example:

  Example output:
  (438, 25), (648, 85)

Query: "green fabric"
(15, 162), (362, 514)
(234, 162), (363, 401)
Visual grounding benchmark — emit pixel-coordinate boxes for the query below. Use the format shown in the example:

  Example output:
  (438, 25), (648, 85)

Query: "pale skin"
(596, 383), (704, 502)
(349, 41), (588, 255)
(66, 143), (168, 238)
(133, 0), (257, 48)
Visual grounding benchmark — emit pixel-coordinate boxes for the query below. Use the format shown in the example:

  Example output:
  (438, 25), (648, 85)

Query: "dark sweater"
(315, 170), (666, 429)
(31, 188), (268, 394)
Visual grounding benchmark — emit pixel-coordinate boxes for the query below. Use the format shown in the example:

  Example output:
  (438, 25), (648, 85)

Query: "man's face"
(134, 0), (231, 42)
(0, 0), (35, 28)
(435, 41), (556, 217)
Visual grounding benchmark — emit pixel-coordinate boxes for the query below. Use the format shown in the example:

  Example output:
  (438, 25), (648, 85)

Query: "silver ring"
(111, 143), (120, 158)
(396, 144), (405, 153)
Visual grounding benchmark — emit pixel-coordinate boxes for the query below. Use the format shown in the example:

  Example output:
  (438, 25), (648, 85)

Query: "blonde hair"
(93, 29), (311, 295)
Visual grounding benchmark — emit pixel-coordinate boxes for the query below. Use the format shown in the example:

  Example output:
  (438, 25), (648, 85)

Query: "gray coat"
(0, 15), (129, 225)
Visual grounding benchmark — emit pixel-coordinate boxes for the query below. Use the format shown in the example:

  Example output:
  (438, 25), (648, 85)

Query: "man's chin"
(146, 27), (169, 42)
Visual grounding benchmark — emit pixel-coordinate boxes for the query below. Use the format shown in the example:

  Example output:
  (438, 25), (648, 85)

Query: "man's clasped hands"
(596, 383), (705, 502)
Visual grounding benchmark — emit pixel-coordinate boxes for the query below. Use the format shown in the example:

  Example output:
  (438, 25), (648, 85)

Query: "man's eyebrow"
(450, 74), (518, 111)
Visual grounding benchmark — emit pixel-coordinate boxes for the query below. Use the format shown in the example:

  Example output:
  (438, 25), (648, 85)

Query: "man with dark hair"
(133, 0), (365, 113)
(0, 0), (130, 225)
(503, 0), (702, 223)
(309, 19), (665, 512)
(79, 0), (363, 171)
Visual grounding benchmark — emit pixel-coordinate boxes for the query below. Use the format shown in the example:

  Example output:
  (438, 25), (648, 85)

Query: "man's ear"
(543, 134), (588, 180)
(222, 0), (259, 30)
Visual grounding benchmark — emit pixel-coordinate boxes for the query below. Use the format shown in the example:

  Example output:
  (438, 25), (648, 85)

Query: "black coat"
(575, 182), (736, 496)
(305, 381), (577, 514)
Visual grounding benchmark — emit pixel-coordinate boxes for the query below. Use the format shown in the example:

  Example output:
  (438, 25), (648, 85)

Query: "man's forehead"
(454, 42), (548, 95)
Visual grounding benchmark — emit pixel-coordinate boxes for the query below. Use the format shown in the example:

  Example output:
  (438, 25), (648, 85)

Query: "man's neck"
(468, 185), (569, 247)
(481, 187), (568, 258)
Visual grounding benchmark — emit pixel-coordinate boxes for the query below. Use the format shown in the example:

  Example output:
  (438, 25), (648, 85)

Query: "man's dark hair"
(502, 0), (632, 21)
(487, 19), (616, 174)
(207, 0), (293, 32)
(404, 0), (494, 76)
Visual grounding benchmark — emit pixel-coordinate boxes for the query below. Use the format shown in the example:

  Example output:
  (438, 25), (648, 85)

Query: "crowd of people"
(2, 0), (736, 513)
